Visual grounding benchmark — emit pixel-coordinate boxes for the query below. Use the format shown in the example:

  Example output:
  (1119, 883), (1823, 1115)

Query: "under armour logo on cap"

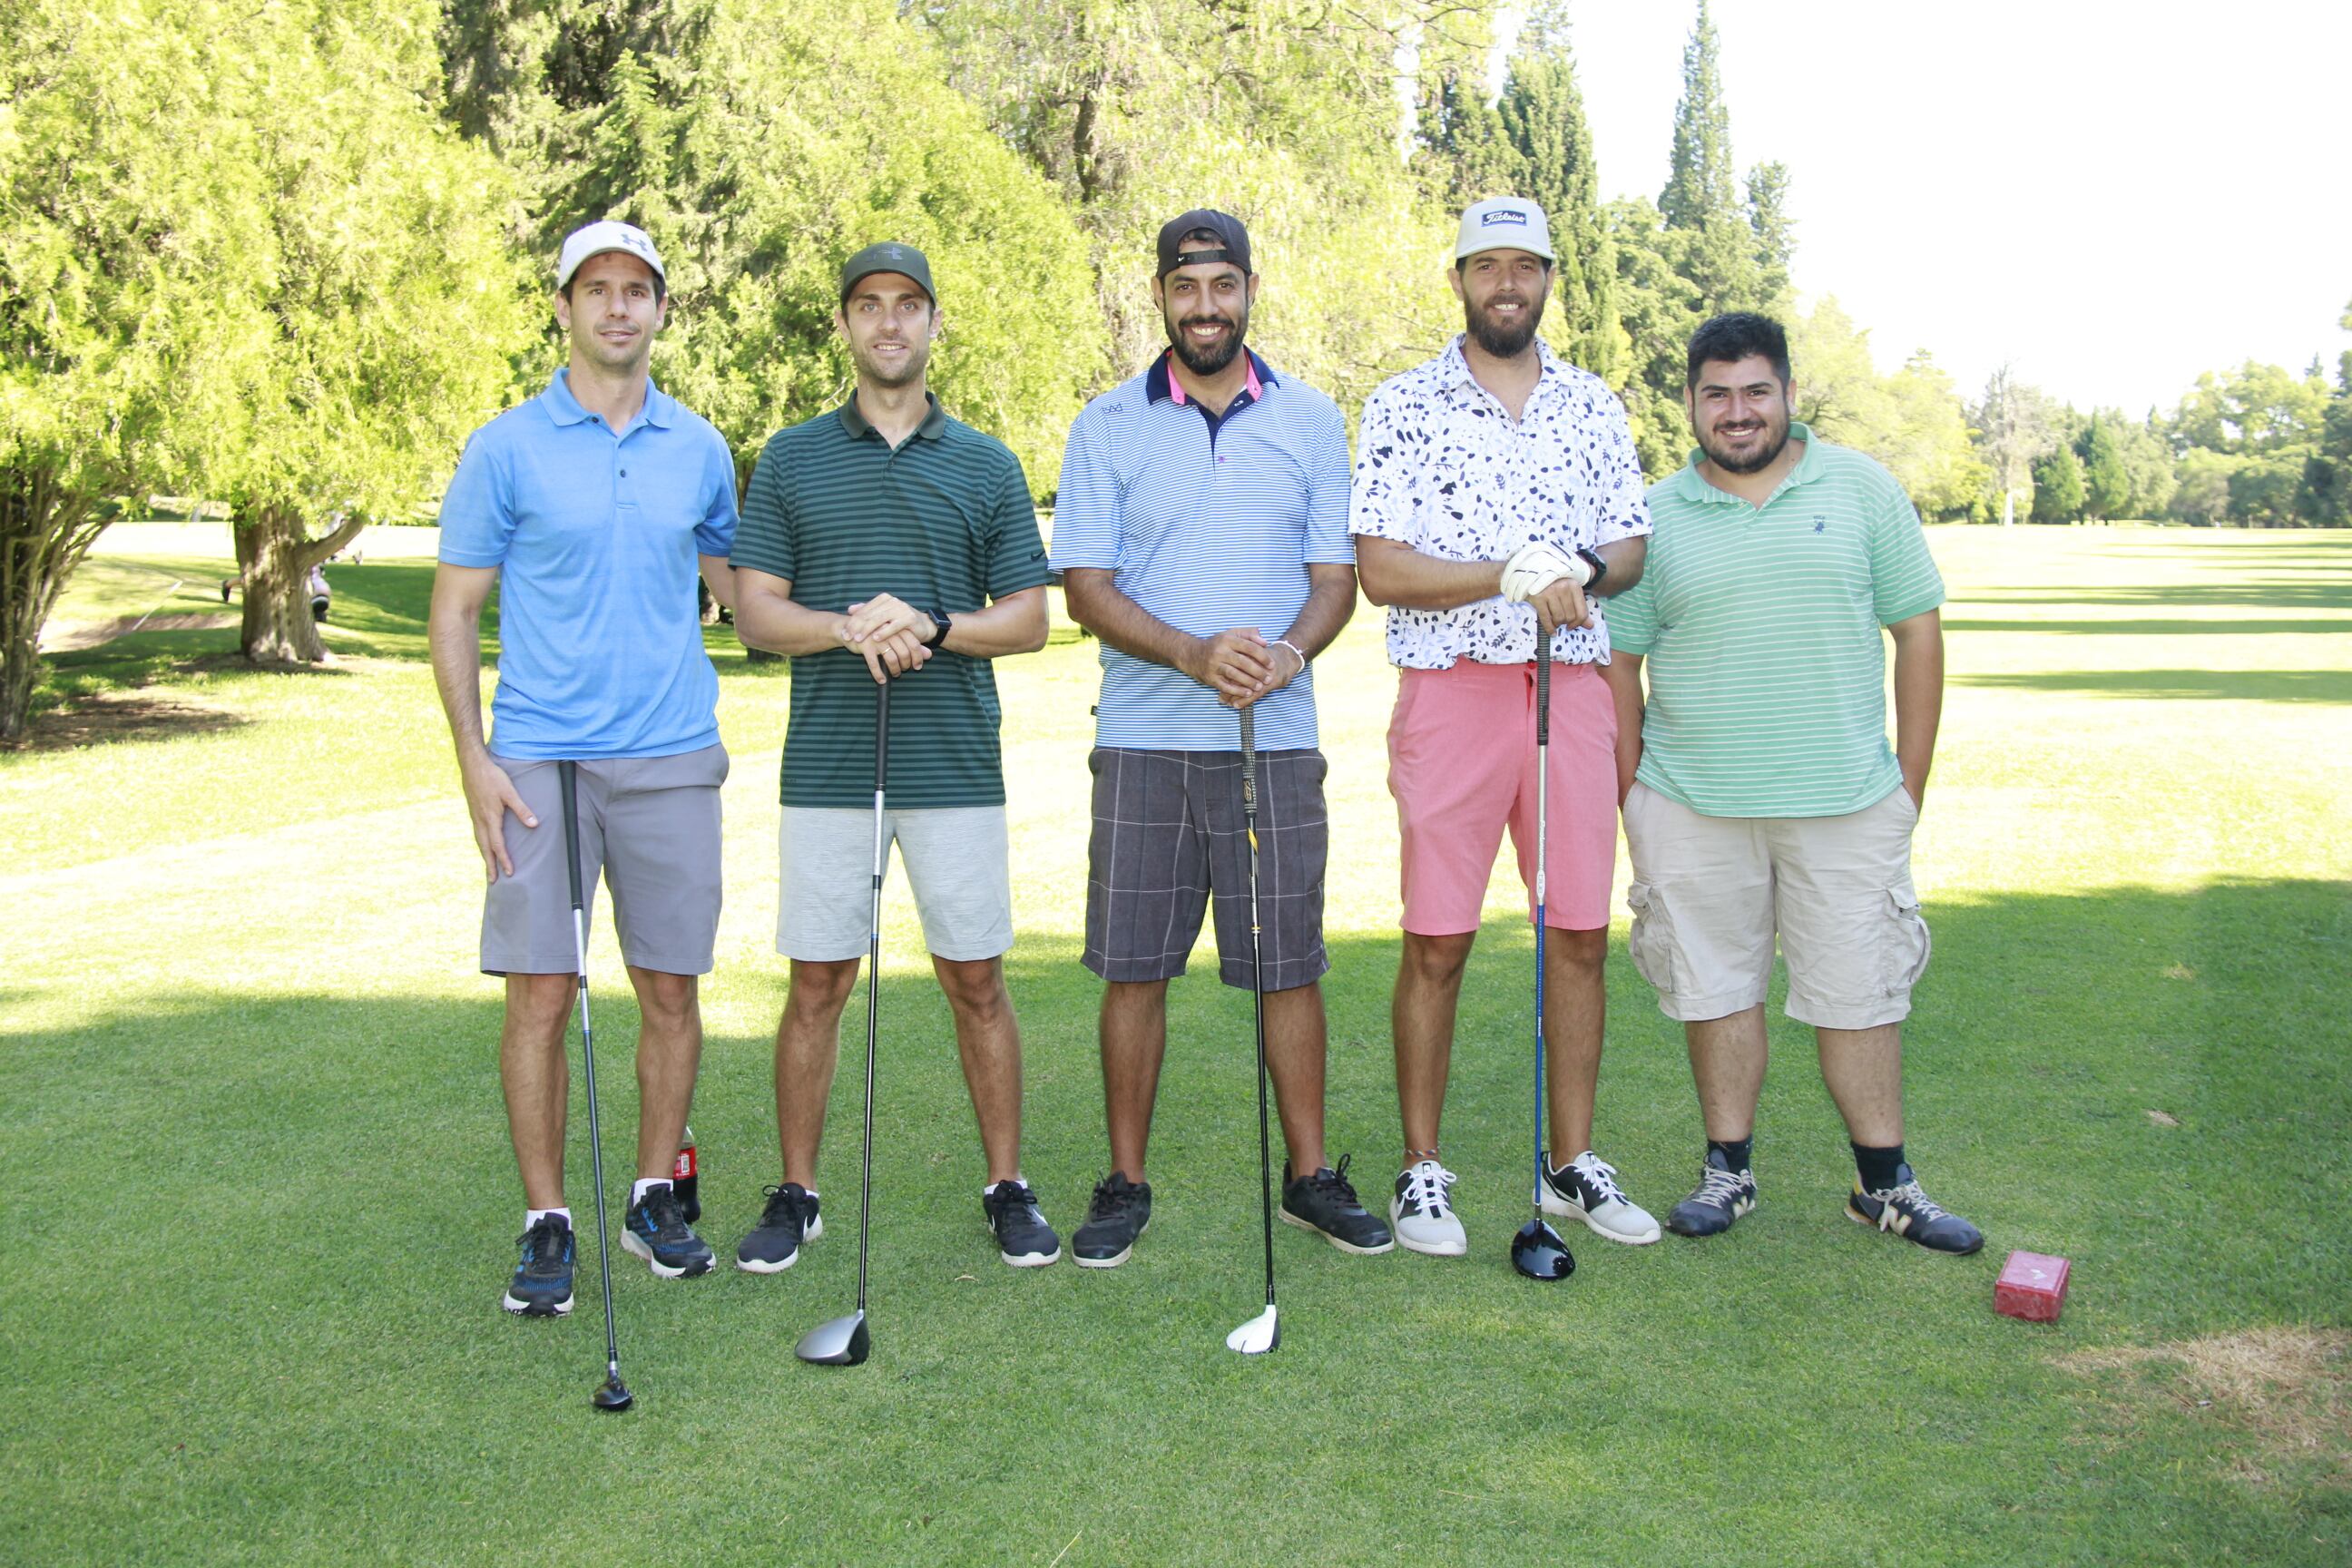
(555, 220), (667, 288)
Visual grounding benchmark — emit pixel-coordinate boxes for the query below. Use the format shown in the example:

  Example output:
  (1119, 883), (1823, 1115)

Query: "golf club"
(1225, 704), (1280, 1356)
(557, 760), (636, 1410)
(1510, 628), (1576, 1282)
(795, 677), (889, 1367)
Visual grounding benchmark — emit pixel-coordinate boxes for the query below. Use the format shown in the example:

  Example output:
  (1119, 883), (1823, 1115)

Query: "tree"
(2168, 448), (2240, 526)
(1660, 0), (1736, 231)
(2030, 446), (2084, 524)
(191, 0), (540, 664)
(1972, 366), (2063, 522)
(4, 2), (201, 735)
(1746, 161), (1795, 303)
(2081, 415), (2131, 520)
(1493, 1), (1622, 383)
(1787, 304), (1979, 517)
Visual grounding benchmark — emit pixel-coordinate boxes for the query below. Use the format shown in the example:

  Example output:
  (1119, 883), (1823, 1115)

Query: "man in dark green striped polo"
(1603, 312), (1983, 1256)
(729, 243), (1063, 1273)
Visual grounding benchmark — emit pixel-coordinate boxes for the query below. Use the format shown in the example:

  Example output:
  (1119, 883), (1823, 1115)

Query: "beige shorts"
(778, 805), (1013, 964)
(1621, 781), (1931, 1031)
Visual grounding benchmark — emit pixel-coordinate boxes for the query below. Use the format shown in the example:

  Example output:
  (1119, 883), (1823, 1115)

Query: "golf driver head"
(795, 1310), (870, 1367)
(591, 1376), (633, 1412)
(1511, 1219), (1576, 1281)
(1225, 1305), (1279, 1356)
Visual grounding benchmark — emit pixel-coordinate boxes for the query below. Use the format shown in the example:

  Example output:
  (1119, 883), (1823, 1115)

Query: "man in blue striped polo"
(1602, 312), (1983, 1254)
(730, 243), (1063, 1273)
(1052, 210), (1394, 1267)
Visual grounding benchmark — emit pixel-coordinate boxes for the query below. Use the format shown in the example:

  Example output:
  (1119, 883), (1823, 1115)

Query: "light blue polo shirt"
(438, 370), (739, 760)
(1051, 351), (1354, 750)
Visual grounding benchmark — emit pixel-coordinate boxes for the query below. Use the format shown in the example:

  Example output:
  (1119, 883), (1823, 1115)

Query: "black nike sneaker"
(621, 1182), (715, 1278)
(503, 1213), (575, 1317)
(736, 1182), (821, 1274)
(983, 1180), (1062, 1267)
(1072, 1173), (1152, 1269)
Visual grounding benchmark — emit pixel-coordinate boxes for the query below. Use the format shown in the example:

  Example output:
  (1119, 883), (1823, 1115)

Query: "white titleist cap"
(1455, 197), (1555, 263)
(555, 220), (665, 289)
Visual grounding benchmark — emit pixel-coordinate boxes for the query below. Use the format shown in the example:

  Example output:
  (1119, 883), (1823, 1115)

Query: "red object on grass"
(1994, 1250), (2071, 1321)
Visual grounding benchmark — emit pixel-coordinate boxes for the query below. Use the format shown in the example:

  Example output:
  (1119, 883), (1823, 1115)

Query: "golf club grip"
(557, 760), (584, 912)
(875, 679), (889, 793)
(1238, 706), (1258, 819)
(1534, 634), (1551, 747)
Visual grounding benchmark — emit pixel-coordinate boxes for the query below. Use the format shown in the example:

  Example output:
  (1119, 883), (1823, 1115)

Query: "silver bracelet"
(1275, 638), (1308, 676)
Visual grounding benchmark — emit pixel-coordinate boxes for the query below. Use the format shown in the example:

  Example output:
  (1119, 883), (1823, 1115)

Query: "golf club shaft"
(1240, 706), (1275, 1311)
(1533, 632), (1550, 1216)
(558, 761), (624, 1385)
(855, 681), (889, 1316)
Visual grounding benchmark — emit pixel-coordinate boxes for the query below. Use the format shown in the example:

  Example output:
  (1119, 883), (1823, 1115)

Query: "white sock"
(526, 1207), (573, 1230)
(984, 1176), (1025, 1197)
(630, 1178), (673, 1206)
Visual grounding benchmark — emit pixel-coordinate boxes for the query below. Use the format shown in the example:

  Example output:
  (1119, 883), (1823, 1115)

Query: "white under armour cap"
(1455, 197), (1555, 263)
(554, 220), (666, 289)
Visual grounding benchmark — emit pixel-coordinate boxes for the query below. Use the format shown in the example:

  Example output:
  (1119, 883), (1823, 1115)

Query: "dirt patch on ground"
(44, 612), (236, 652)
(2063, 1328), (2351, 1487)
(15, 688), (248, 750)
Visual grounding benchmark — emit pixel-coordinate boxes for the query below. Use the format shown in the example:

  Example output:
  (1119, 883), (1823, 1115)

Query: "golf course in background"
(2, 525), (2346, 1565)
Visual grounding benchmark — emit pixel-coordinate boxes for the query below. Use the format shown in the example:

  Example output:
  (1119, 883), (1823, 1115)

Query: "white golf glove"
(1499, 540), (1584, 603)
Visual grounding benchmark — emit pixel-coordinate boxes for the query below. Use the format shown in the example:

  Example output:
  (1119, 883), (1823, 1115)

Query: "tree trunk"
(235, 505), (366, 665)
(1, 465), (109, 743)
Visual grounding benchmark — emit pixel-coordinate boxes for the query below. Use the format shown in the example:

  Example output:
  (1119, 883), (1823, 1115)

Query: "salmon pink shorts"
(1386, 659), (1619, 935)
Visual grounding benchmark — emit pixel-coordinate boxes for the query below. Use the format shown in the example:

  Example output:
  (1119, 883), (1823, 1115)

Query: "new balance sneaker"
(502, 1213), (575, 1317)
(1390, 1160), (1466, 1257)
(1279, 1156), (1396, 1255)
(1665, 1148), (1757, 1238)
(1847, 1163), (1984, 1255)
(1072, 1173), (1152, 1269)
(1540, 1150), (1661, 1244)
(736, 1182), (821, 1274)
(621, 1182), (715, 1278)
(984, 1180), (1062, 1267)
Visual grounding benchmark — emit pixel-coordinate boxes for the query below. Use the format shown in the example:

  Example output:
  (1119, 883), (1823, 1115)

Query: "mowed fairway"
(2, 526), (2346, 1565)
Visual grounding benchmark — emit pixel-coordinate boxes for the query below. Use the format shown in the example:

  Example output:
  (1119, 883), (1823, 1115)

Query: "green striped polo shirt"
(1606, 424), (1944, 818)
(733, 393), (1050, 808)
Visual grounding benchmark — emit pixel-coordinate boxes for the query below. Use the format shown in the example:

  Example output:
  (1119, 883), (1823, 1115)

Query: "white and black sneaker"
(621, 1182), (716, 1277)
(736, 1182), (821, 1274)
(1666, 1149), (1757, 1238)
(502, 1213), (575, 1316)
(984, 1180), (1062, 1267)
(1390, 1160), (1467, 1257)
(1540, 1150), (1661, 1245)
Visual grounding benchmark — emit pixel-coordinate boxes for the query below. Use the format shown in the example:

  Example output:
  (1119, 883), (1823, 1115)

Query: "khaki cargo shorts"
(1621, 780), (1930, 1031)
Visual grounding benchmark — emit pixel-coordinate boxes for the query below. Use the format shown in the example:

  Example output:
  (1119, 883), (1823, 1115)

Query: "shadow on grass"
(1953, 669), (2352, 704)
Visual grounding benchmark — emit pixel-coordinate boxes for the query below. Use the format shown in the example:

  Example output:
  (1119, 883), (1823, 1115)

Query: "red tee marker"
(1994, 1250), (2071, 1322)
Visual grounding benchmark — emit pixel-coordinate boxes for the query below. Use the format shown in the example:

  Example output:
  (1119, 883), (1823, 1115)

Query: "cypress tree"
(2032, 446), (2086, 524)
(2082, 416), (2132, 520)
(1660, 0), (1735, 230)
(1494, 3), (1621, 381)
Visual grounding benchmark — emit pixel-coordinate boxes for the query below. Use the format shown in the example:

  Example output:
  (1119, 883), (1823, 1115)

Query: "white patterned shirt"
(1349, 337), (1651, 669)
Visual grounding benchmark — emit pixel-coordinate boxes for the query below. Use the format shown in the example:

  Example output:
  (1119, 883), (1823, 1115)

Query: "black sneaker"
(1666, 1148), (1757, 1238)
(1847, 1162), (1984, 1255)
(1279, 1156), (1396, 1255)
(984, 1180), (1062, 1267)
(736, 1182), (821, 1274)
(502, 1213), (575, 1317)
(621, 1182), (715, 1278)
(1072, 1173), (1152, 1269)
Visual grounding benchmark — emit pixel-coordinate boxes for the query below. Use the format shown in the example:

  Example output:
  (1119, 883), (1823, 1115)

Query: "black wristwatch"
(1575, 547), (1609, 594)
(921, 607), (953, 649)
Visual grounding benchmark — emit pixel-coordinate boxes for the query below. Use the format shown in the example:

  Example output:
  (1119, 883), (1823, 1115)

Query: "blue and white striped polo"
(1051, 351), (1355, 750)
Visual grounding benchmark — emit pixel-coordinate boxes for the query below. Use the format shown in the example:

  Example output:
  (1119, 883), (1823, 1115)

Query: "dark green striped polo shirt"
(733, 393), (1050, 808)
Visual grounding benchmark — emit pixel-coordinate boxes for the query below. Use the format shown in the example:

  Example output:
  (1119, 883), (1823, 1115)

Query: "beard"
(1464, 289), (1545, 359)
(1164, 306), (1249, 377)
(1697, 408), (1792, 475)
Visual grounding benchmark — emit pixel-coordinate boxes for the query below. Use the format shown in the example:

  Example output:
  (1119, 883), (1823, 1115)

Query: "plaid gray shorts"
(1083, 746), (1329, 992)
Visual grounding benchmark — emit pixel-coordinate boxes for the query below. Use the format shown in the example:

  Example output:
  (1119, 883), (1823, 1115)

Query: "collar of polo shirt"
(1675, 420), (1823, 503)
(838, 390), (949, 442)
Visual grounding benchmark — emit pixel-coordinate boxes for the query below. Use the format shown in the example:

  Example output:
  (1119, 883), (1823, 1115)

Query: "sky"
(1507, 1), (2352, 416)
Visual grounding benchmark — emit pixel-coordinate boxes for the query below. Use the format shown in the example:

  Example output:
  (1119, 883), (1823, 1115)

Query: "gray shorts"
(1083, 746), (1329, 992)
(778, 805), (1013, 963)
(1622, 781), (1931, 1031)
(482, 744), (728, 976)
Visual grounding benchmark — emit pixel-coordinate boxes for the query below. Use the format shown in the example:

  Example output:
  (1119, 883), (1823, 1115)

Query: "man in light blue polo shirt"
(430, 220), (740, 1317)
(1052, 209), (1393, 1267)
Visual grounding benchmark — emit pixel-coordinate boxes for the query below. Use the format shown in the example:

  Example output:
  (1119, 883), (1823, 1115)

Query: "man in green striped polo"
(1602, 311), (1982, 1255)
(730, 242), (1063, 1272)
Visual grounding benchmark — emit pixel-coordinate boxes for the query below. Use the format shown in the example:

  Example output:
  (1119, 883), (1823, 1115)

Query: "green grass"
(3, 527), (2347, 1564)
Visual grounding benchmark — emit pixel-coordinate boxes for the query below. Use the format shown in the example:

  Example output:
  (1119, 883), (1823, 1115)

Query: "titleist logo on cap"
(1482, 210), (1529, 228)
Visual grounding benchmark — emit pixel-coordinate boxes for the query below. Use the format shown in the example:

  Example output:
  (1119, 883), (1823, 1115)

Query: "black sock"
(1852, 1142), (1905, 1192)
(1707, 1136), (1752, 1173)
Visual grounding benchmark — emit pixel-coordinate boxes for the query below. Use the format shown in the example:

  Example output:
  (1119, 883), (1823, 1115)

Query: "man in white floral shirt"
(1351, 197), (1658, 1258)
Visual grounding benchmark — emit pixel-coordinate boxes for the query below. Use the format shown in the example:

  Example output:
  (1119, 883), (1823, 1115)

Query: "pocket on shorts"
(1626, 880), (1676, 993)
(1879, 884), (1932, 994)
